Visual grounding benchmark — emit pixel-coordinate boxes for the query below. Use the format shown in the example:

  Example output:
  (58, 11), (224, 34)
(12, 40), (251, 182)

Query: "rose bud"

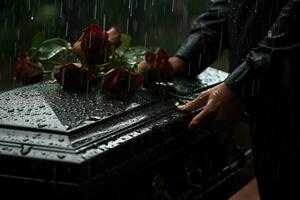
(101, 66), (144, 99)
(73, 25), (111, 65)
(15, 54), (44, 85)
(54, 63), (91, 92)
(137, 48), (174, 83)
(107, 26), (122, 50)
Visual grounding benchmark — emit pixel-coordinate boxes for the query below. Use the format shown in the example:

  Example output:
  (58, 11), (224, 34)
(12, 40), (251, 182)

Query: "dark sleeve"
(176, 0), (230, 74)
(224, 0), (300, 96)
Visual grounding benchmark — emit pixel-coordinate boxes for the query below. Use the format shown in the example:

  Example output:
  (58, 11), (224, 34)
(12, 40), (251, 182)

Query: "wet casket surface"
(0, 67), (251, 199)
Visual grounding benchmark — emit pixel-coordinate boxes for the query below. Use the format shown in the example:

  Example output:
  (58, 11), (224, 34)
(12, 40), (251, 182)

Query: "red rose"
(107, 26), (122, 50)
(101, 66), (144, 99)
(15, 54), (44, 85)
(137, 48), (173, 83)
(73, 25), (111, 65)
(54, 63), (91, 92)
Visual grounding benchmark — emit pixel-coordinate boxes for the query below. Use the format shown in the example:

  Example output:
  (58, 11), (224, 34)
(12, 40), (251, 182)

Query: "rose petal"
(15, 55), (44, 85)
(101, 66), (143, 99)
(107, 26), (122, 49)
(73, 24), (111, 65)
(54, 63), (91, 92)
(139, 48), (173, 83)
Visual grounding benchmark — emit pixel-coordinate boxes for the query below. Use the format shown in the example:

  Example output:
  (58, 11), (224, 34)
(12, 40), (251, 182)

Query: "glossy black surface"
(0, 68), (234, 200)
(0, 67), (228, 163)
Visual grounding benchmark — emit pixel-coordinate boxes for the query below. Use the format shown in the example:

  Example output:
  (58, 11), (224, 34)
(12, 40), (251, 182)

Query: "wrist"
(169, 56), (186, 74)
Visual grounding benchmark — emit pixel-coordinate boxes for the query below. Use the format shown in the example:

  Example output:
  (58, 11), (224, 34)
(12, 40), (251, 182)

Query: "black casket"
(0, 67), (252, 199)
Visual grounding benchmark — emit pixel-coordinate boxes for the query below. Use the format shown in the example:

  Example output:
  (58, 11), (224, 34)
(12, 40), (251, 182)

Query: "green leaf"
(120, 34), (132, 48)
(37, 38), (72, 61)
(30, 32), (45, 59)
(31, 32), (45, 49)
(113, 46), (147, 71)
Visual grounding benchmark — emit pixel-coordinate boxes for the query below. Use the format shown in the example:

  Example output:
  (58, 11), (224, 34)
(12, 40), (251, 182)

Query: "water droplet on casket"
(57, 154), (66, 159)
(21, 144), (32, 155)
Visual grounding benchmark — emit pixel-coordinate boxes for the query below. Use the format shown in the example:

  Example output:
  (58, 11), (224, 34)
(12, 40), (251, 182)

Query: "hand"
(177, 83), (243, 130)
(168, 56), (186, 75)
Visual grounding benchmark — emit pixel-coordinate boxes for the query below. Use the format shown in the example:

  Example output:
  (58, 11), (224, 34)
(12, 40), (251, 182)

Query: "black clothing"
(176, 0), (291, 72)
(176, 0), (300, 199)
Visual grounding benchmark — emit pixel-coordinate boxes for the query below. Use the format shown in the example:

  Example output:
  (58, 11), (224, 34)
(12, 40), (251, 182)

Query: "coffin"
(0, 67), (250, 199)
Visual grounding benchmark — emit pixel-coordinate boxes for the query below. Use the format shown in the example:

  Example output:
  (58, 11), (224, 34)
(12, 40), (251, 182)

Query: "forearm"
(225, 0), (300, 96)
(176, 0), (230, 69)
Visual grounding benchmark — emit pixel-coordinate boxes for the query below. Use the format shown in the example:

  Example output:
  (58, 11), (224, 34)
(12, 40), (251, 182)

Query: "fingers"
(177, 83), (237, 131)
(188, 104), (215, 130)
(177, 90), (210, 112)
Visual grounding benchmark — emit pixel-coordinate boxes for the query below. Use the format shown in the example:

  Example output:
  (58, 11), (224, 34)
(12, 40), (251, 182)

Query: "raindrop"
(144, 0), (147, 10)
(16, 28), (20, 40)
(65, 125), (72, 130)
(251, 80), (256, 96)
(37, 123), (47, 128)
(58, 138), (65, 142)
(255, 0), (258, 13)
(21, 144), (32, 155)
(57, 154), (66, 159)
(268, 30), (272, 38)
(59, 2), (63, 18)
(28, 0), (31, 11)
(144, 32), (148, 47)
(171, 0), (175, 12)
(126, 17), (130, 34)
(86, 80), (90, 94)
(103, 14), (106, 31)
(4, 18), (7, 32)
(130, 0), (133, 16)
(86, 116), (101, 121)
(94, 0), (98, 20)
(107, 112), (113, 116)
(65, 21), (69, 37)
(198, 54), (202, 69)
(127, 74), (131, 92)
(7, 108), (15, 113)
(256, 78), (260, 94)
(218, 24), (224, 61)
(128, 0), (131, 9)
(2, 146), (8, 151)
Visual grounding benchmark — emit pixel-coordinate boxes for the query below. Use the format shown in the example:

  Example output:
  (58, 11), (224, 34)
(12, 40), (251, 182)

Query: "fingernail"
(177, 105), (185, 110)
